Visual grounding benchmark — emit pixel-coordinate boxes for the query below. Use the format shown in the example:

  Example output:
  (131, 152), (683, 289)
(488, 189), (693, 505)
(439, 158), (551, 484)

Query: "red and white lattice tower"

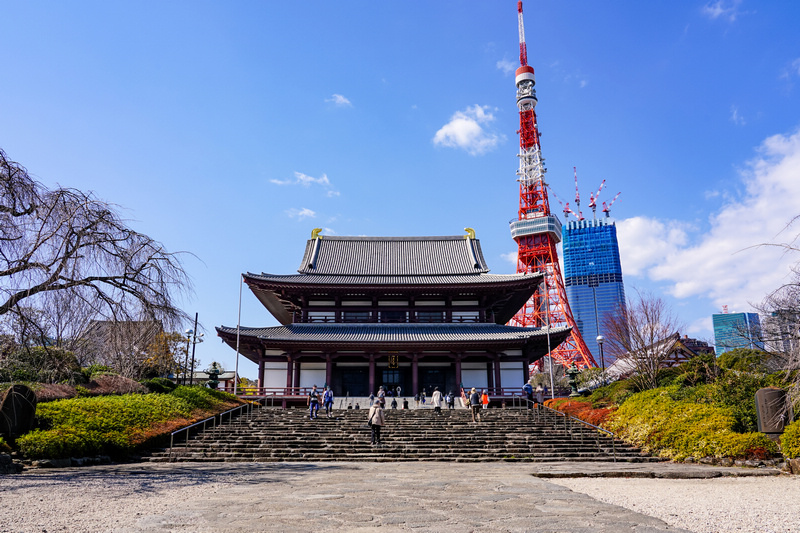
(508, 1), (596, 368)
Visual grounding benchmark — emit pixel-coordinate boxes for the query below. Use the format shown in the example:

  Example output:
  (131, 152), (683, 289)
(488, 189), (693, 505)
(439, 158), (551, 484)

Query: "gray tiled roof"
(217, 323), (570, 344)
(297, 236), (490, 275)
(246, 272), (541, 286)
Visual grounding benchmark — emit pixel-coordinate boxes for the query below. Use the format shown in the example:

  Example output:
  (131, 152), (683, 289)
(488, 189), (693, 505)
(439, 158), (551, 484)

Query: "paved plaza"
(1, 461), (797, 532)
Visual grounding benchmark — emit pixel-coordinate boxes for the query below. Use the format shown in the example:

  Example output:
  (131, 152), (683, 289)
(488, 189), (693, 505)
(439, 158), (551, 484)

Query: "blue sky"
(2, 1), (800, 378)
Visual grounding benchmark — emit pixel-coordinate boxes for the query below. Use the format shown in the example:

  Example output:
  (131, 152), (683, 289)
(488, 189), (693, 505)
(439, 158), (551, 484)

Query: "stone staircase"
(149, 406), (657, 463)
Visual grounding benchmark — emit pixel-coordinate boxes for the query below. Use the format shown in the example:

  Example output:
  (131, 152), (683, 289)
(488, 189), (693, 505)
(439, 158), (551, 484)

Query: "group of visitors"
(306, 378), (553, 446)
(306, 385), (335, 419)
(522, 380), (546, 408)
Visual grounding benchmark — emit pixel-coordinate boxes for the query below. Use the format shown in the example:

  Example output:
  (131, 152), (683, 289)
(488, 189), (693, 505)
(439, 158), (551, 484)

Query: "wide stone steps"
(149, 407), (656, 463)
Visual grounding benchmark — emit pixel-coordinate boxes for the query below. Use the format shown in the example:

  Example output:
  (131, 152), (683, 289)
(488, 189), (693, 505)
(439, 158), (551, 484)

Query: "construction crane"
(602, 192), (622, 218)
(508, 1), (596, 369)
(588, 178), (606, 220)
(548, 187), (580, 222)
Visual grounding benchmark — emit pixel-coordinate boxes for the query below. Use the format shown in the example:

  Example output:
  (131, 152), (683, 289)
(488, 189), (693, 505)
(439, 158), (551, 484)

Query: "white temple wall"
(299, 362), (326, 388)
(263, 362), (288, 389)
(500, 361), (524, 389)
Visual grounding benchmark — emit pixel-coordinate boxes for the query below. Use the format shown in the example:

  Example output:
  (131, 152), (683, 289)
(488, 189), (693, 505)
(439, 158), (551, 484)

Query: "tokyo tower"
(508, 1), (596, 368)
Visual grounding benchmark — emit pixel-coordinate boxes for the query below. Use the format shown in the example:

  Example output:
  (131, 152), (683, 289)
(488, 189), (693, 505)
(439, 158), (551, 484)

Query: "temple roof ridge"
(298, 234), (491, 276)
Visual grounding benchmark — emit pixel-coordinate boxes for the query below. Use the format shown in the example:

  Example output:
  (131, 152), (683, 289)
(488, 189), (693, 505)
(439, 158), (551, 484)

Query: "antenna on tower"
(517, 1), (528, 67)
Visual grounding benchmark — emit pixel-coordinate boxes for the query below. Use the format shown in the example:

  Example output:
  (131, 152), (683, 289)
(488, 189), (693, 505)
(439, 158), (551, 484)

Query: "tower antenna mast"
(509, 1), (595, 368)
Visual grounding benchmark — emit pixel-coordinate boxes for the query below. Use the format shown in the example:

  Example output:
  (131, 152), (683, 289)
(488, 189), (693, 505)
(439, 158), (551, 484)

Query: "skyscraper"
(562, 218), (626, 364)
(713, 312), (764, 354)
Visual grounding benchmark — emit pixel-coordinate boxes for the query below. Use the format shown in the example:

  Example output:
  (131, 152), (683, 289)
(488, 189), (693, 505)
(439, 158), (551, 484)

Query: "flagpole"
(234, 274), (243, 395)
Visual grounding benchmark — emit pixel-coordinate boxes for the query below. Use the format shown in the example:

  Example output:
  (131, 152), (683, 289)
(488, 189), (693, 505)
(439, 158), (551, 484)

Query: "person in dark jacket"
(469, 387), (482, 423)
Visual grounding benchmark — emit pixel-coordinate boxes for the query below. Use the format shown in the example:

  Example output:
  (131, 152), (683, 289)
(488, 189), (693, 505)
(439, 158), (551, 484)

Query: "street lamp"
(183, 329), (192, 385)
(596, 335), (606, 385)
(189, 331), (204, 386)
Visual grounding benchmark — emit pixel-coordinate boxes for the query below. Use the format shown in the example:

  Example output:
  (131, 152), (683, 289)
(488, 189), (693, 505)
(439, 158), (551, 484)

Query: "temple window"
(342, 311), (372, 323)
(416, 311), (445, 323)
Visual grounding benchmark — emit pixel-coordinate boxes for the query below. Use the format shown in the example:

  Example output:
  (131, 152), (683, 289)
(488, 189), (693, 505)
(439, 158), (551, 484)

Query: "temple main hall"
(216, 230), (569, 398)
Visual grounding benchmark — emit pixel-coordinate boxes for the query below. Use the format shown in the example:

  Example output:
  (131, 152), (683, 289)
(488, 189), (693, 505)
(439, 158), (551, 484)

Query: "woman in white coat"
(431, 386), (443, 415)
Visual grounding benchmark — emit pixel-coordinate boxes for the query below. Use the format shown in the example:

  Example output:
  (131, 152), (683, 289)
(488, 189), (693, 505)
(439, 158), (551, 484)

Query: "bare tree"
(0, 149), (191, 349)
(602, 290), (685, 391)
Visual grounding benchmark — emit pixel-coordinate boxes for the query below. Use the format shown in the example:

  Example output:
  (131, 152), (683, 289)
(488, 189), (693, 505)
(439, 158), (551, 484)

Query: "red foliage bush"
(544, 398), (616, 427)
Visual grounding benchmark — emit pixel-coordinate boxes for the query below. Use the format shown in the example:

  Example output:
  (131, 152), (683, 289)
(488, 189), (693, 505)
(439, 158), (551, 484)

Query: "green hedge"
(16, 386), (238, 459)
(606, 386), (778, 460)
(782, 420), (800, 459)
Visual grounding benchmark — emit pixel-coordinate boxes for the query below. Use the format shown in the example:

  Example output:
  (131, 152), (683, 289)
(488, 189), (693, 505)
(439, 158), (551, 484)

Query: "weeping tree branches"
(602, 290), (685, 391)
(0, 148), (191, 344)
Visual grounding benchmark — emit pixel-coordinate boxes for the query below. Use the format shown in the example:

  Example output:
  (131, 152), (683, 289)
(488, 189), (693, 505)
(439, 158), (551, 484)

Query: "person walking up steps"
(469, 387), (482, 423)
(523, 380), (534, 409)
(431, 387), (442, 415)
(368, 398), (386, 446)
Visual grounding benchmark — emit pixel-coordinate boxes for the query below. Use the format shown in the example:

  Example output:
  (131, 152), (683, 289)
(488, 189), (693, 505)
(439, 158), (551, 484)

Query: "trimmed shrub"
(587, 380), (635, 407)
(606, 386), (778, 460)
(142, 377), (179, 394)
(16, 386), (241, 459)
(781, 420), (800, 459)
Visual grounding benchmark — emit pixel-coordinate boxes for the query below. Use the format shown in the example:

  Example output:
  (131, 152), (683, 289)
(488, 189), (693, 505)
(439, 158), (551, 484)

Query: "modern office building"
(713, 311), (764, 354)
(562, 218), (627, 364)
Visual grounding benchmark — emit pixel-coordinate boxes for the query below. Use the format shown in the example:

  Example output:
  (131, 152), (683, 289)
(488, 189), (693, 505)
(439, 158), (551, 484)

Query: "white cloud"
(325, 94), (352, 107)
(701, 0), (743, 22)
(433, 105), (504, 156)
(500, 251), (518, 266)
(730, 105), (746, 126)
(271, 171), (339, 196)
(285, 207), (316, 220)
(616, 217), (690, 277)
(617, 128), (800, 313)
(496, 58), (516, 75)
(782, 58), (800, 80)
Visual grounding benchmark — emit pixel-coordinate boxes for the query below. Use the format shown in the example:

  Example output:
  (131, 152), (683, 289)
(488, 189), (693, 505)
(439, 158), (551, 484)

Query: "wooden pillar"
(412, 354), (419, 396)
(368, 354), (376, 395)
(285, 355), (293, 393)
(258, 359), (265, 390)
(455, 354), (463, 390)
(293, 359), (301, 389)
(325, 354), (333, 389)
(523, 359), (530, 384)
(487, 360), (494, 390)
(494, 356), (502, 393)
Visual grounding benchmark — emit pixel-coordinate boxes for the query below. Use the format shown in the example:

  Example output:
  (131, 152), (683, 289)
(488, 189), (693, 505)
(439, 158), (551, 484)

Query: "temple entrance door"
(339, 368), (369, 397)
(379, 369), (409, 399)
(419, 367), (451, 397)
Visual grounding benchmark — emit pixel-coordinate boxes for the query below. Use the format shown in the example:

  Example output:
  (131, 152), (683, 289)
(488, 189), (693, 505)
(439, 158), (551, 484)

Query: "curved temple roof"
(217, 323), (571, 362)
(298, 235), (490, 275)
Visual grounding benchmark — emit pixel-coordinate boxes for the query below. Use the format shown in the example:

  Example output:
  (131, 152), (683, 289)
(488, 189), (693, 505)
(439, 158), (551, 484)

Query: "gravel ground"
(2, 462), (795, 532)
(0, 462), (689, 533)
(549, 476), (800, 533)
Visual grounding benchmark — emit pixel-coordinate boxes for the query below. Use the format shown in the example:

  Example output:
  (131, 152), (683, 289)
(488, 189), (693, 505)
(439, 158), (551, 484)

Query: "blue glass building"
(712, 312), (764, 354)
(562, 218), (627, 365)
